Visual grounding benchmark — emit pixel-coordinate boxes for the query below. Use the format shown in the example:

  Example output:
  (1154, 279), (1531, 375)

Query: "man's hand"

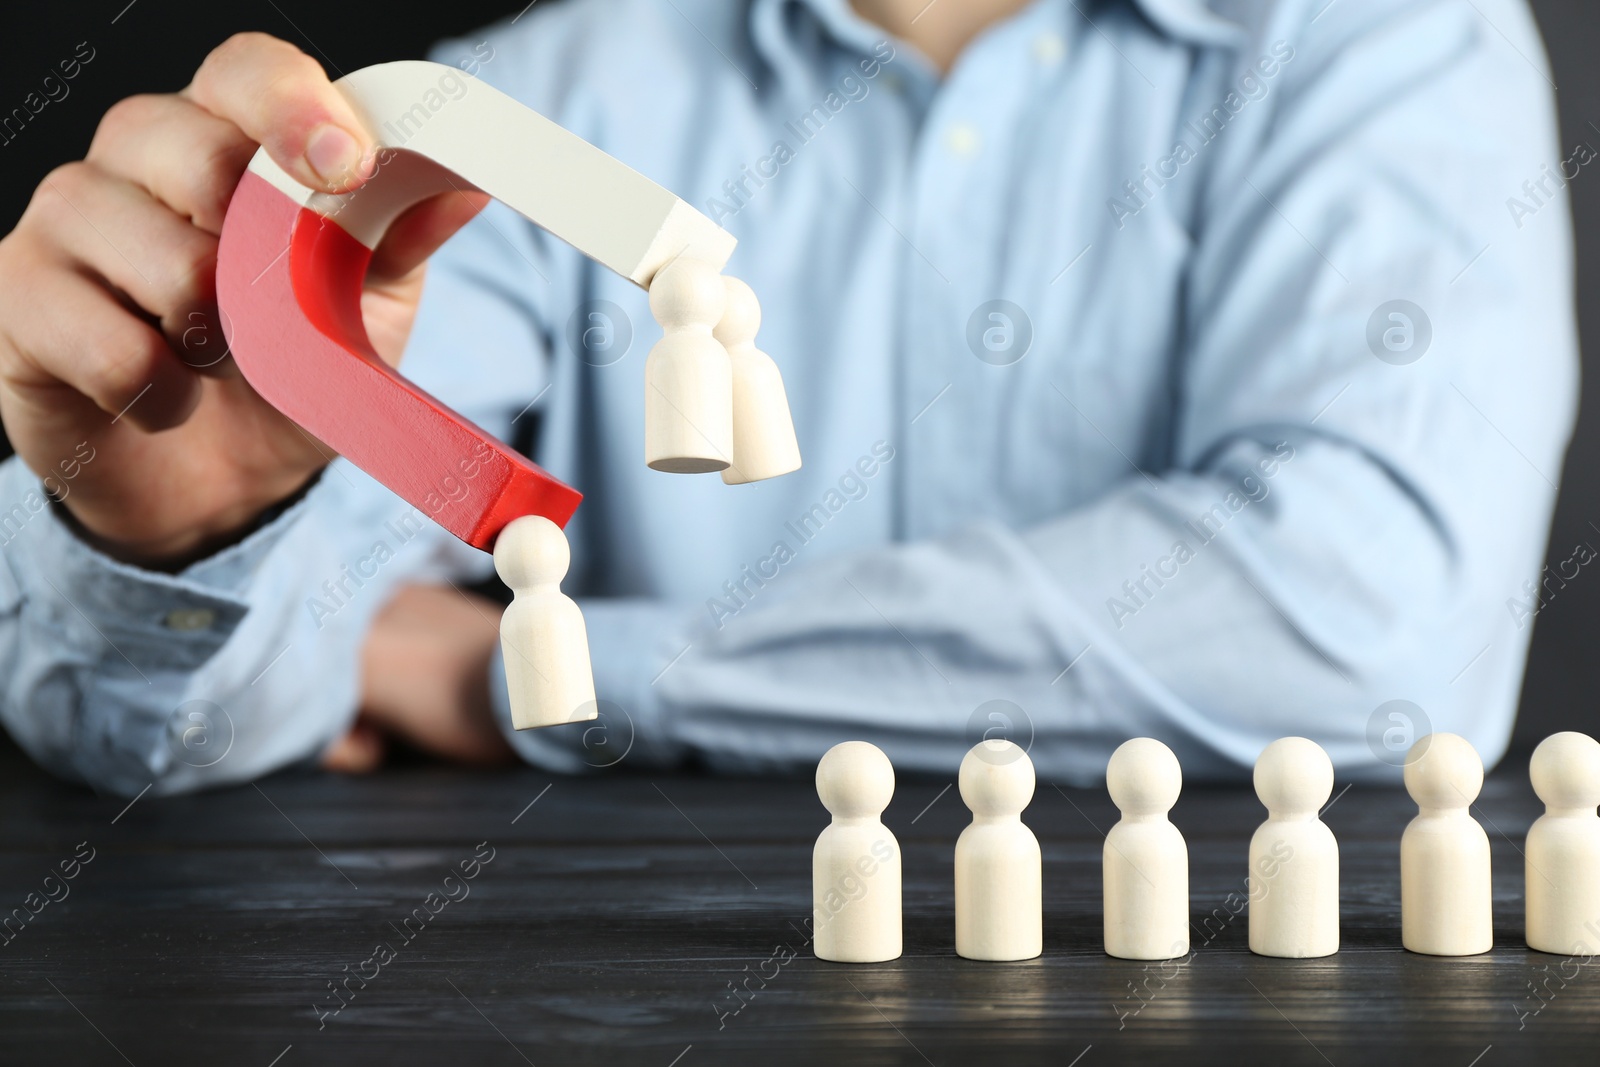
(323, 583), (516, 773)
(0, 32), (487, 568)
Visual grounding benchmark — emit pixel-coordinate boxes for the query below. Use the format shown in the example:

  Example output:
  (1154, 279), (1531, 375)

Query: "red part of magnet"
(216, 169), (580, 551)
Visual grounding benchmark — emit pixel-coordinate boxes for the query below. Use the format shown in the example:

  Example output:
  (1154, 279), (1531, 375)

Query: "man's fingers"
(321, 719), (388, 774)
(366, 190), (491, 285)
(183, 32), (373, 194)
(31, 162), (219, 331)
(87, 93), (257, 235)
(0, 257), (201, 432)
(26, 162), (230, 374)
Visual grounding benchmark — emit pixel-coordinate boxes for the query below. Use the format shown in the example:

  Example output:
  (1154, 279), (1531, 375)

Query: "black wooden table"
(0, 737), (1591, 1066)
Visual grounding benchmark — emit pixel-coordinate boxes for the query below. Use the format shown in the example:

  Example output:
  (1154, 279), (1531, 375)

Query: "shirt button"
(1033, 32), (1065, 66)
(945, 123), (981, 158)
(164, 608), (216, 632)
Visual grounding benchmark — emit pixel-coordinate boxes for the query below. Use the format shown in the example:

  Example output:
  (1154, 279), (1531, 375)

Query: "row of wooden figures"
(811, 731), (1600, 963)
(492, 260), (802, 734)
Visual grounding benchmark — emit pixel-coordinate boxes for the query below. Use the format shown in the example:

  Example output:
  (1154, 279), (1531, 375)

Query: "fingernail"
(305, 124), (364, 187)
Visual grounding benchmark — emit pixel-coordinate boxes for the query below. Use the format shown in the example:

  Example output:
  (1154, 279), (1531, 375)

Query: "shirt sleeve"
(0, 192), (554, 797)
(501, 0), (1578, 782)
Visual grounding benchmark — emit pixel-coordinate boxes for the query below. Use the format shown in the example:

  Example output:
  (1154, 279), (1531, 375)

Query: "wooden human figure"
(1249, 737), (1339, 958)
(1525, 731), (1600, 955)
(1103, 737), (1189, 960)
(955, 739), (1042, 961)
(713, 276), (801, 485)
(813, 741), (902, 963)
(1401, 732), (1492, 955)
(492, 515), (597, 730)
(644, 258), (733, 474)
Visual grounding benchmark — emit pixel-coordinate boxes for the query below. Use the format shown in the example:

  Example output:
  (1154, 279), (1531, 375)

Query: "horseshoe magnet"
(216, 59), (753, 549)
(217, 61), (800, 728)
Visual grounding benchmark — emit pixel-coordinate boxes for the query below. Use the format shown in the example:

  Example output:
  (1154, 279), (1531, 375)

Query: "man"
(0, 0), (1576, 795)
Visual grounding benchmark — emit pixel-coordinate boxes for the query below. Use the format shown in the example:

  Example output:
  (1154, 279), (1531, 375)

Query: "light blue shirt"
(0, 0), (1576, 795)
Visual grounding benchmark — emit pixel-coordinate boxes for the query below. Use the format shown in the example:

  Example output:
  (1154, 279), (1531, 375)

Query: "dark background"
(0, 0), (1595, 750)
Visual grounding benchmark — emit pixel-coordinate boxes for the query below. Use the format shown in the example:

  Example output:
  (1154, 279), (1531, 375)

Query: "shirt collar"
(1129, 0), (1245, 46)
(749, 0), (894, 88)
(748, 0), (1243, 77)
